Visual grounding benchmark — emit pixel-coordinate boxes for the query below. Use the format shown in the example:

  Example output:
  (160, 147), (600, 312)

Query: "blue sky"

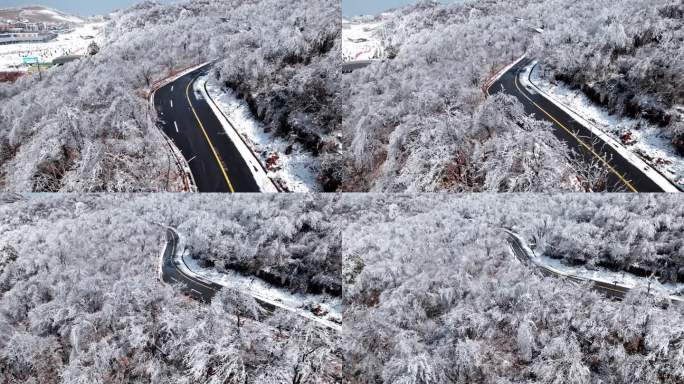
(343, 0), (455, 17)
(0, 0), (177, 17)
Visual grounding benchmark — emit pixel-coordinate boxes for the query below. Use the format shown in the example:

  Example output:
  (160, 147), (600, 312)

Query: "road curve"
(160, 227), (223, 302)
(153, 65), (260, 192)
(159, 227), (341, 331)
(505, 230), (684, 303)
(488, 58), (672, 192)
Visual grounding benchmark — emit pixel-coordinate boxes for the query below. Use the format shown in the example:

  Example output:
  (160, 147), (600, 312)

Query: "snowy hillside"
(529, 1), (684, 163)
(0, 0), (339, 192)
(339, 2), (579, 192)
(0, 194), (342, 383)
(0, 6), (84, 24)
(339, 0), (684, 193)
(344, 193), (684, 383)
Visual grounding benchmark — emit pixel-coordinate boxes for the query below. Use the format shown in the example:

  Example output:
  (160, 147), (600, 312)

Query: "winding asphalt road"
(160, 227), (222, 302)
(487, 57), (673, 192)
(342, 60), (373, 73)
(507, 230), (644, 300)
(160, 228), (343, 330)
(154, 65), (260, 192)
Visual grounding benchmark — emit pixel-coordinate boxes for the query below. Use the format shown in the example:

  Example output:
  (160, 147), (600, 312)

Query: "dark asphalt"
(506, 231), (629, 299)
(161, 228), (221, 302)
(154, 66), (260, 192)
(342, 60), (372, 73)
(488, 58), (674, 192)
(161, 228), (278, 312)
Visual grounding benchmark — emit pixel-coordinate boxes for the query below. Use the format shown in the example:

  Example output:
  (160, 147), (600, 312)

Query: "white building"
(0, 32), (57, 45)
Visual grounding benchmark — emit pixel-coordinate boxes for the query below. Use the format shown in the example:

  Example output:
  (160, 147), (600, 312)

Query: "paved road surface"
(160, 228), (346, 331)
(505, 231), (629, 299)
(154, 66), (260, 192)
(488, 58), (672, 192)
(342, 60), (372, 73)
(160, 228), (222, 302)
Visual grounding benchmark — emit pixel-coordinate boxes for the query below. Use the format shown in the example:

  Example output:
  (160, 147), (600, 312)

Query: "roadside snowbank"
(508, 230), (684, 302)
(195, 76), (278, 193)
(173, 230), (341, 330)
(527, 62), (683, 191)
(201, 75), (320, 192)
(538, 255), (684, 300)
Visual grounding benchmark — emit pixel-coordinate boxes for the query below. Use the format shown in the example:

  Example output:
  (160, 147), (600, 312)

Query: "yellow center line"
(185, 74), (235, 193)
(513, 64), (638, 192)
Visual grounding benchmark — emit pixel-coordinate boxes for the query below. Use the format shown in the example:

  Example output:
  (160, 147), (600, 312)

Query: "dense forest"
(339, 1), (573, 192)
(0, 194), (341, 383)
(0, 0), (340, 192)
(530, 0), (684, 155)
(517, 194), (684, 285)
(209, 0), (341, 191)
(344, 193), (684, 383)
(3, 193), (684, 382)
(339, 0), (682, 192)
(181, 195), (342, 296)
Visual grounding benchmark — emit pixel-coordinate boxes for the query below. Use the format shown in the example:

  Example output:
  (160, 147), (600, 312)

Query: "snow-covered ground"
(342, 19), (384, 61)
(0, 6), (84, 24)
(29, 8), (83, 24)
(508, 231), (684, 301)
(537, 255), (684, 301)
(201, 75), (320, 192)
(0, 22), (105, 71)
(530, 63), (684, 190)
(178, 241), (342, 330)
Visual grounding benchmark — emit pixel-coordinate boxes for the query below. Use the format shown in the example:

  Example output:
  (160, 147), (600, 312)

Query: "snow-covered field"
(0, 22), (105, 71)
(342, 19), (384, 61)
(530, 64), (684, 190)
(0, 6), (84, 24)
(202, 75), (320, 192)
(25, 8), (83, 24)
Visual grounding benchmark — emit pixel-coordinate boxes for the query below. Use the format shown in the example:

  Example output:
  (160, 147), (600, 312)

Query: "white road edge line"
(148, 62), (209, 193)
(167, 227), (341, 331)
(171, 85), (174, 92)
(521, 61), (680, 193)
(174, 121), (179, 133)
(505, 229), (683, 303)
(196, 76), (279, 193)
(170, 99), (173, 108)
